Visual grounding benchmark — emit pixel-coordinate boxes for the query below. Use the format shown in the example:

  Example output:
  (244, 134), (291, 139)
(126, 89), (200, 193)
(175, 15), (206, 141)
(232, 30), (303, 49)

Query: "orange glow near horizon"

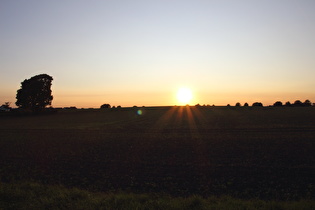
(46, 89), (315, 109)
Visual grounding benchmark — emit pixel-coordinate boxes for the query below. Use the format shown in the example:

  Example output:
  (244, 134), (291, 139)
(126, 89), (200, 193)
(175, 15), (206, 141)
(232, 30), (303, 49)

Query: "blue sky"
(1, 0), (315, 107)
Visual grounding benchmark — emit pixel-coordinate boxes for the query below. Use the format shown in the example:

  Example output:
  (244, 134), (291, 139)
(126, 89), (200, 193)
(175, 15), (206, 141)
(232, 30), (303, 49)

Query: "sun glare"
(177, 87), (193, 105)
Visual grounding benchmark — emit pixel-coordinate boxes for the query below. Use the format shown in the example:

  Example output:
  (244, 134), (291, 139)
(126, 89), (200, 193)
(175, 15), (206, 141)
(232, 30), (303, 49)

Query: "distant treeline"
(98, 99), (315, 110)
(194, 99), (314, 108)
(2, 99), (314, 113)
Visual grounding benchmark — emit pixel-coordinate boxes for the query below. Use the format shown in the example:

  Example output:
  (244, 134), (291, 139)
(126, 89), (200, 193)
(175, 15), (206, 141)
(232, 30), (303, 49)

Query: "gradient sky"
(1, 0), (315, 108)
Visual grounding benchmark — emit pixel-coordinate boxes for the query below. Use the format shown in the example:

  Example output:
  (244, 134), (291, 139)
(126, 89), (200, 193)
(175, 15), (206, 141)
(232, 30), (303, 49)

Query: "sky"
(1, 0), (315, 108)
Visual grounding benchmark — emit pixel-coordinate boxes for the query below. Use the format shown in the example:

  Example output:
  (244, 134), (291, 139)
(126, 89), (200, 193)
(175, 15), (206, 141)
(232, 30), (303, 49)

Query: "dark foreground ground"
(0, 106), (314, 200)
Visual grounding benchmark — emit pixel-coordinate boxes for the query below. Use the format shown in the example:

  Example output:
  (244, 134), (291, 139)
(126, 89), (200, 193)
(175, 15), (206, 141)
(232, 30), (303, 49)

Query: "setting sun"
(177, 87), (193, 105)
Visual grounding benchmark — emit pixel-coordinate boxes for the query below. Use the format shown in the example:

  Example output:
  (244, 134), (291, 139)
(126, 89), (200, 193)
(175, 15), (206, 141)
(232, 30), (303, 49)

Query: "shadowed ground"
(0, 106), (314, 200)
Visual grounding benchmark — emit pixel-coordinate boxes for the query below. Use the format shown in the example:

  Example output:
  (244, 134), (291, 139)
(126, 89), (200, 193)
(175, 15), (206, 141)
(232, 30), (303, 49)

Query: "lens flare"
(137, 110), (143, 115)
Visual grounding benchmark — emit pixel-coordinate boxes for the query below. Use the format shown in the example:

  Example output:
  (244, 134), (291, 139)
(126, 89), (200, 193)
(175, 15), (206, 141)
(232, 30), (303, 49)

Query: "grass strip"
(1, 182), (314, 210)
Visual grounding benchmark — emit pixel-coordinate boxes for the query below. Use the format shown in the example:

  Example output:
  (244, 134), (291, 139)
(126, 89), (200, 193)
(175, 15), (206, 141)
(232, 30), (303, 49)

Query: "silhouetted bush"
(1, 102), (11, 109)
(289, 100), (313, 107)
(100, 104), (111, 109)
(244, 102), (249, 107)
(285, 101), (291, 106)
(252, 102), (263, 107)
(304, 99), (312, 106)
(235, 102), (241, 107)
(64, 107), (77, 110)
(273, 101), (283, 107)
(293, 100), (303, 107)
(0, 102), (11, 112)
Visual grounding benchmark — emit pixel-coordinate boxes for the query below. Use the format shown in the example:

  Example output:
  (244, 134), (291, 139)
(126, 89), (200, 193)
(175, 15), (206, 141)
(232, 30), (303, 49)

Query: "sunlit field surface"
(0, 106), (314, 201)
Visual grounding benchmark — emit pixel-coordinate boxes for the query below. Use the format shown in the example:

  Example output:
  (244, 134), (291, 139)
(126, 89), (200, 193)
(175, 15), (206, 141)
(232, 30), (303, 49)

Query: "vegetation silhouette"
(273, 101), (283, 107)
(285, 100), (314, 107)
(100, 104), (111, 109)
(285, 101), (292, 106)
(16, 74), (53, 112)
(252, 102), (263, 107)
(0, 102), (11, 112)
(304, 99), (312, 106)
(293, 100), (303, 106)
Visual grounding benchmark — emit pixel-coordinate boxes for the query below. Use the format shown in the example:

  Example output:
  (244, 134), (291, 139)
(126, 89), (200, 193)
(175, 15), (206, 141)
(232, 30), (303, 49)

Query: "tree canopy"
(252, 102), (263, 107)
(100, 104), (111, 109)
(16, 74), (53, 111)
(273, 101), (283, 106)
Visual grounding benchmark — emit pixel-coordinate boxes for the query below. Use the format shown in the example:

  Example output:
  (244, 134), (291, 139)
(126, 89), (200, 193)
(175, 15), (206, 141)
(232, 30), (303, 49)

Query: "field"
(0, 106), (315, 206)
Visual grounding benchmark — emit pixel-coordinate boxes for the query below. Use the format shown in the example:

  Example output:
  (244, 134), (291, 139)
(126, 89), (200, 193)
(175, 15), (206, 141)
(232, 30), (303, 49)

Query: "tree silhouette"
(273, 101), (283, 107)
(252, 102), (263, 107)
(304, 99), (312, 106)
(244, 102), (249, 107)
(100, 104), (111, 109)
(16, 74), (53, 111)
(293, 100), (303, 107)
(235, 102), (241, 106)
(285, 101), (291, 106)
